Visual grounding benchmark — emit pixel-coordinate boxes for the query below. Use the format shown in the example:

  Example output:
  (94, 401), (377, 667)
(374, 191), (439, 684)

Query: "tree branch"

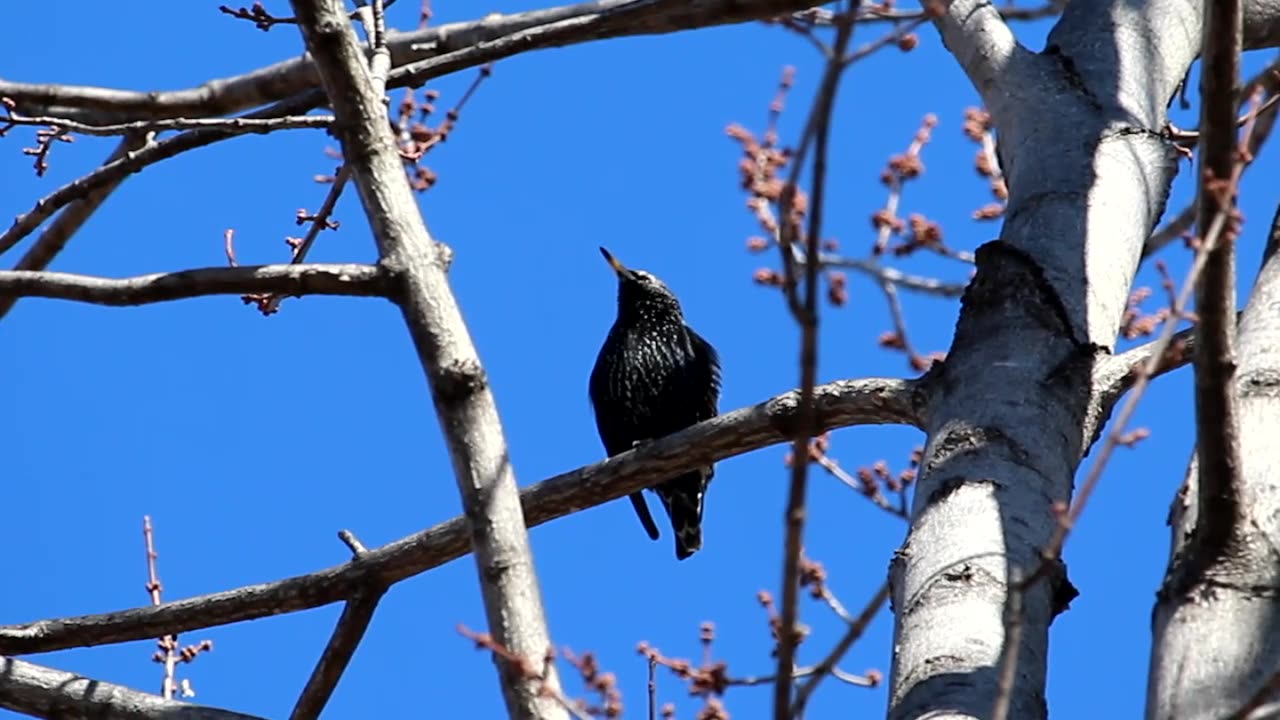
(820, 253), (967, 297)
(924, 0), (1025, 108)
(0, 656), (265, 720)
(790, 581), (890, 717)
(0, 377), (917, 657)
(1192, 0), (1245, 564)
(0, 93), (321, 255)
(1094, 322), (1204, 412)
(0, 134), (147, 320)
(287, 589), (384, 720)
(0, 0), (833, 125)
(0, 111), (332, 137)
(774, 8), (854, 715)
(288, 1), (563, 717)
(0, 264), (390, 307)
(1143, 56), (1280, 259)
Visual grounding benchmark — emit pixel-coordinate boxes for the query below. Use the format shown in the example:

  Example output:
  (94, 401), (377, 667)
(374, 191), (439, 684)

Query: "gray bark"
(0, 656), (264, 720)
(287, 1), (565, 717)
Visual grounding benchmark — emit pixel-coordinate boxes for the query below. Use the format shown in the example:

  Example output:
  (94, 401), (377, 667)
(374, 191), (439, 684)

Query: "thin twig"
(790, 581), (890, 716)
(293, 165), (351, 264)
(257, 164), (354, 314)
(647, 654), (657, 720)
(0, 93), (320, 255)
(219, 0), (400, 31)
(1189, 0), (1245, 568)
(775, 8), (856, 717)
(1144, 56), (1280, 258)
(820, 254), (967, 297)
(0, 133), (147, 320)
(990, 567), (1024, 720)
(143, 517), (180, 700)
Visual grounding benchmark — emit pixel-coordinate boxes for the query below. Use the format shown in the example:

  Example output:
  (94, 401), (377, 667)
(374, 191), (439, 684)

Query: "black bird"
(589, 247), (721, 560)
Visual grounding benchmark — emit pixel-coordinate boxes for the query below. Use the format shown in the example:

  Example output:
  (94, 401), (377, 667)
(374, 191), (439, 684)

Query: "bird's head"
(599, 246), (683, 322)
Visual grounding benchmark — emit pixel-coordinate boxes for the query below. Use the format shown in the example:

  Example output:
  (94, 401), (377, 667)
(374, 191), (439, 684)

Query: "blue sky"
(3, 3), (1275, 719)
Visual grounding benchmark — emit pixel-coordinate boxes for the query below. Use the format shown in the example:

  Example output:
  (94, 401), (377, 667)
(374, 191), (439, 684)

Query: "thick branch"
(288, 1), (563, 717)
(0, 0), (831, 125)
(1147, 204), (1280, 720)
(0, 112), (332, 137)
(888, 0), (1202, 716)
(0, 656), (264, 720)
(0, 378), (917, 656)
(1192, 0), (1245, 563)
(0, 264), (390, 306)
(926, 0), (1025, 109)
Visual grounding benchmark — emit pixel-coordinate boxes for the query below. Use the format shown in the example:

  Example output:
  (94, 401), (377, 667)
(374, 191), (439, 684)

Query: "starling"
(588, 247), (722, 560)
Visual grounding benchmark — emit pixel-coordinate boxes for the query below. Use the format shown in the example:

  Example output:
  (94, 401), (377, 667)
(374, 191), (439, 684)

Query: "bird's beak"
(599, 246), (631, 279)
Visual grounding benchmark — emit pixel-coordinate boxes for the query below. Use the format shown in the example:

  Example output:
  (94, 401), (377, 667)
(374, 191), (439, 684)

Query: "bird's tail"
(656, 468), (712, 560)
(629, 492), (661, 540)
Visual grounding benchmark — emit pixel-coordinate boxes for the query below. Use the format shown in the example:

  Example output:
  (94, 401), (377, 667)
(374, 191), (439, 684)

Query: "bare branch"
(989, 567), (1024, 720)
(0, 1), (837, 125)
(0, 655), (264, 720)
(142, 516), (212, 700)
(288, 589), (385, 720)
(925, 0), (1026, 106)
(1095, 321), (1202, 406)
(256, 165), (353, 314)
(820, 254), (967, 298)
(790, 581), (890, 716)
(774, 9), (855, 714)
(0, 93), (320, 255)
(0, 110), (332, 137)
(288, 0), (563, 716)
(217, 0), (401, 32)
(0, 263), (389, 307)
(0, 377), (917, 657)
(1144, 56), (1280, 258)
(0, 134), (147, 320)
(1191, 0), (1246, 565)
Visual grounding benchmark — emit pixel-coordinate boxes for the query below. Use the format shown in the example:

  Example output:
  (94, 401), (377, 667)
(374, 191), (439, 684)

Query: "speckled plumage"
(589, 247), (721, 560)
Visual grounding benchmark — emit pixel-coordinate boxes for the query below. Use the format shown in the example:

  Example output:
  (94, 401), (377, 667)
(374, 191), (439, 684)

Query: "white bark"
(888, 1), (1262, 718)
(1146, 223), (1280, 719)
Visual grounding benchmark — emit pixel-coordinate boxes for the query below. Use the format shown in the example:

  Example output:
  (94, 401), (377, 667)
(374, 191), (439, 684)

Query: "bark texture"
(0, 656), (265, 720)
(288, 1), (564, 717)
(888, 1), (1210, 717)
(1146, 216), (1280, 719)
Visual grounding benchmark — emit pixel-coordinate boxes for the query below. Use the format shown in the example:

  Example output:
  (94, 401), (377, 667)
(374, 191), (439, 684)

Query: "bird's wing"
(589, 337), (663, 542)
(685, 326), (722, 423)
(588, 339), (632, 456)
